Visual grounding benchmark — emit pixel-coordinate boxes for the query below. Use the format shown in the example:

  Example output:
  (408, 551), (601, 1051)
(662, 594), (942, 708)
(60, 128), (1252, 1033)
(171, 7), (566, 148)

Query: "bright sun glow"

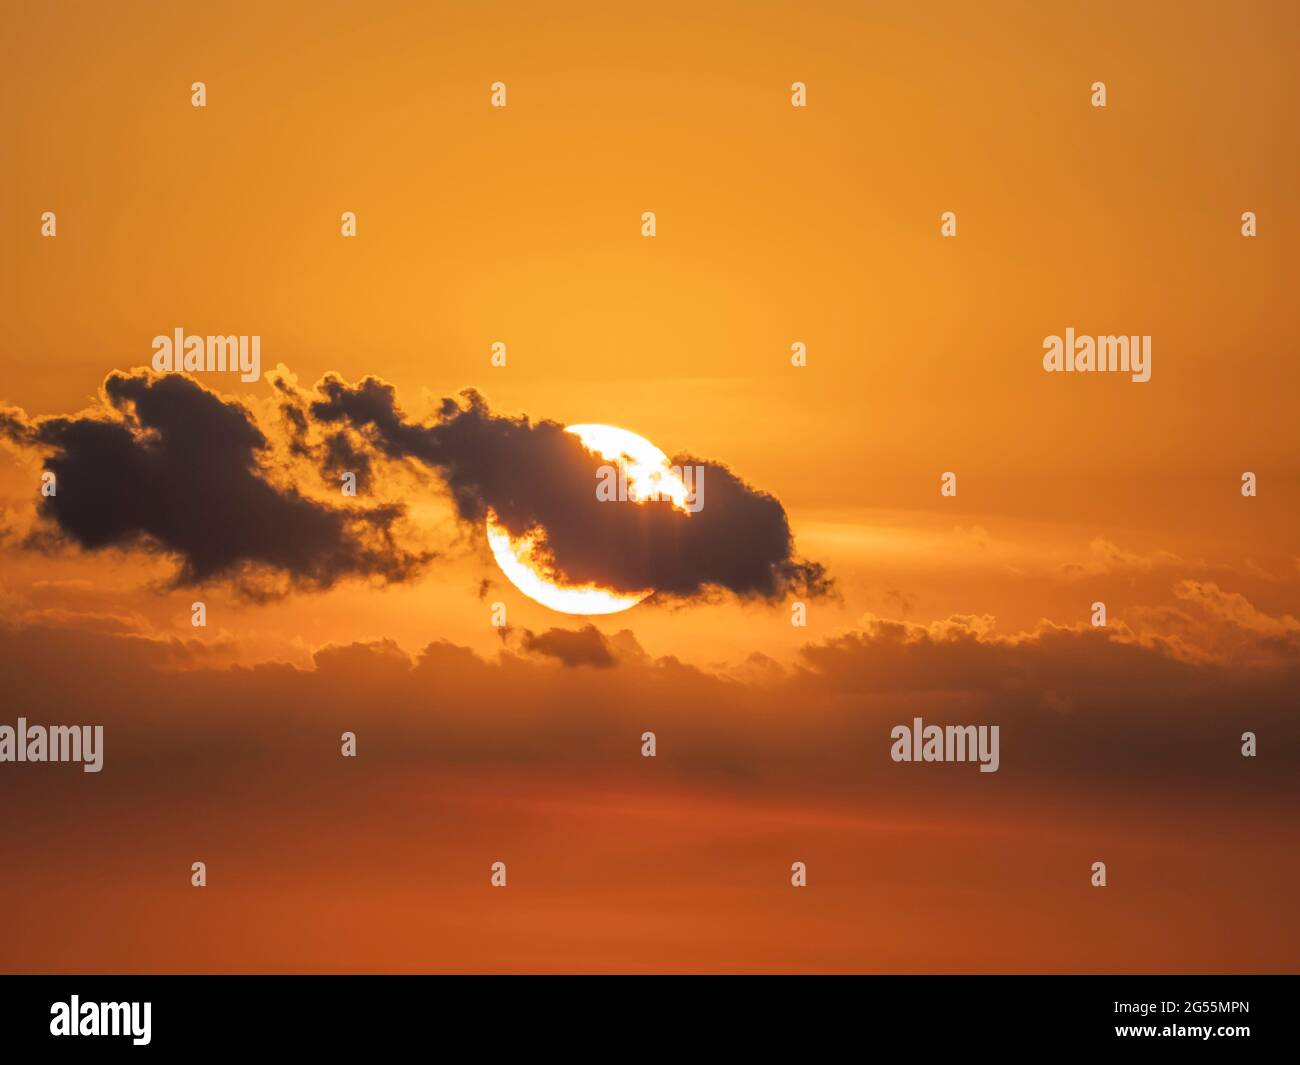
(485, 423), (690, 616)
(566, 424), (692, 511)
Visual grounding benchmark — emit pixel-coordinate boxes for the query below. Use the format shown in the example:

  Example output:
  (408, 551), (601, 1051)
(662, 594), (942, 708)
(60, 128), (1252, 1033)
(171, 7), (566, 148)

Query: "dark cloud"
(522, 624), (618, 668)
(0, 591), (1295, 801)
(272, 374), (375, 491)
(320, 431), (375, 492)
(0, 371), (428, 594)
(293, 374), (831, 602)
(4, 368), (827, 605)
(1, 587), (1296, 972)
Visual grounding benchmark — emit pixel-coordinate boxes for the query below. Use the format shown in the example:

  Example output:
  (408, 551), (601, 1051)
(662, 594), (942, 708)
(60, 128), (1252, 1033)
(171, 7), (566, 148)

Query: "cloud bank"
(283, 372), (831, 602)
(3, 369), (829, 606)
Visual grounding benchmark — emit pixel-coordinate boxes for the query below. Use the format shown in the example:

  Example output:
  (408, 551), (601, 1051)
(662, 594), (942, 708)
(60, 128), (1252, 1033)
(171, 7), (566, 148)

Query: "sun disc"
(483, 423), (678, 616)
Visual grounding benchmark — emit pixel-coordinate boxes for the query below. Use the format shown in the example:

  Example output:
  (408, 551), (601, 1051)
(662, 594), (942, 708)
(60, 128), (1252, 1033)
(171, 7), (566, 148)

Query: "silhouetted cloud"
(4, 368), (828, 605)
(1, 583), (1296, 972)
(522, 624), (618, 668)
(0, 584), (1294, 798)
(291, 374), (831, 602)
(0, 371), (428, 595)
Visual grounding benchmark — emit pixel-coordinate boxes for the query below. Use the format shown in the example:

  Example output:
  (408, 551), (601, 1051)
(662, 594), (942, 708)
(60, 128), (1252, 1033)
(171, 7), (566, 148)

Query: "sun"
(485, 424), (691, 615)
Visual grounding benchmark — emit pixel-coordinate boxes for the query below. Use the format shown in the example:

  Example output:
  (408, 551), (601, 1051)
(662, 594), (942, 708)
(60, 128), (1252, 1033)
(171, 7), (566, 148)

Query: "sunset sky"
(1, 0), (1297, 973)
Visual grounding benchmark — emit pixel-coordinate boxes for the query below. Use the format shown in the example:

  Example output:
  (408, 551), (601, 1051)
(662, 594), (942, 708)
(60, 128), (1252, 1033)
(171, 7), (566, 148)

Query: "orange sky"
(0, 0), (1297, 972)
